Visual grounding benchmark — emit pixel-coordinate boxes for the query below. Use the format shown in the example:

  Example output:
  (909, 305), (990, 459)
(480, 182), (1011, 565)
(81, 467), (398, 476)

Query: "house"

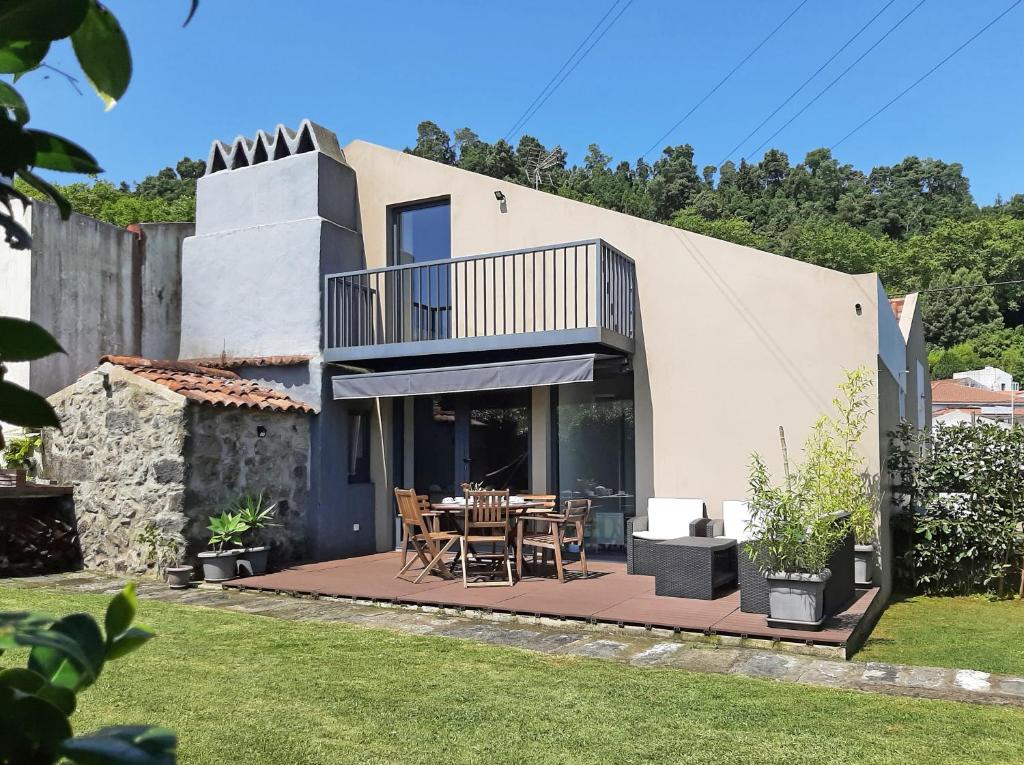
(140, 119), (925, 601)
(952, 365), (1015, 392)
(43, 356), (314, 572)
(931, 378), (1024, 427)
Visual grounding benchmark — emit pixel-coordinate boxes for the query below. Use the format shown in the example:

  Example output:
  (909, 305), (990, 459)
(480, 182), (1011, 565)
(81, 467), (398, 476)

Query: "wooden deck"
(231, 552), (879, 648)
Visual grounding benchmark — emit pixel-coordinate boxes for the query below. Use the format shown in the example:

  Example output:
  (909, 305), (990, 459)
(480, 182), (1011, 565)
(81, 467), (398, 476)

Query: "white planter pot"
(854, 544), (875, 586)
(767, 570), (831, 627)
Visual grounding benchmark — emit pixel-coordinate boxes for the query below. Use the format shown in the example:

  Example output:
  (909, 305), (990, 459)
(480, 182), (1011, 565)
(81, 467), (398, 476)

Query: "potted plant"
(198, 511), (247, 583)
(807, 367), (876, 587)
(232, 491), (279, 576)
(1, 431), (41, 486)
(137, 522), (193, 588)
(745, 369), (874, 627)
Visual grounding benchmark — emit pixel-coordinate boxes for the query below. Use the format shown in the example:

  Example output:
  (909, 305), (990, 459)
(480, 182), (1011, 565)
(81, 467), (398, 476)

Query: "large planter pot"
(166, 565), (194, 589)
(198, 550), (241, 583)
(236, 546), (270, 577)
(767, 569), (831, 629)
(854, 544), (875, 586)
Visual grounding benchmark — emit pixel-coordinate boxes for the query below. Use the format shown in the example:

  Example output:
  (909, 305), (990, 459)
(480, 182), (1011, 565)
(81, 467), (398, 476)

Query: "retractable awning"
(331, 354), (596, 400)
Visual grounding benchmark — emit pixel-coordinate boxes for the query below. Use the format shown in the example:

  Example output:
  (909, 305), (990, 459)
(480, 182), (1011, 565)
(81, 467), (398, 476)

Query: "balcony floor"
(231, 552), (879, 649)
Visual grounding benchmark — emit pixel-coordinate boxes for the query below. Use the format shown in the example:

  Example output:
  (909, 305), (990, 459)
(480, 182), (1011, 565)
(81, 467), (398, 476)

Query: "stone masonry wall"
(43, 368), (188, 573)
(183, 406), (310, 564)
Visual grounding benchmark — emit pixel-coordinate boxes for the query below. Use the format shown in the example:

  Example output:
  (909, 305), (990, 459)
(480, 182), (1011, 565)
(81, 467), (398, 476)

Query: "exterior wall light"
(256, 425), (267, 438)
(494, 190), (505, 201)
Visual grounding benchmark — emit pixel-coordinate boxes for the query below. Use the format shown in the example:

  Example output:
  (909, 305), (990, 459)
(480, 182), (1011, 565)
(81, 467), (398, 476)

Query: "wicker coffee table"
(653, 537), (738, 600)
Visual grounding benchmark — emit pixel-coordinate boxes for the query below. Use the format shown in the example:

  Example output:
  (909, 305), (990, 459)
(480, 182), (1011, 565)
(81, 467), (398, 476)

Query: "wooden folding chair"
(395, 488), (457, 583)
(459, 489), (514, 587)
(516, 498), (592, 582)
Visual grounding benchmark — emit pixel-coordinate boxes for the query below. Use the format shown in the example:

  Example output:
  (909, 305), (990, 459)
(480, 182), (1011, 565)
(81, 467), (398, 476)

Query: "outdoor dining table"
(428, 500), (553, 579)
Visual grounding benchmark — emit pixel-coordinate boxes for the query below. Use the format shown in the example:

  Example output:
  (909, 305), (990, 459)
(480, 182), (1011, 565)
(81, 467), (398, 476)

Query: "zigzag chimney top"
(205, 119), (346, 175)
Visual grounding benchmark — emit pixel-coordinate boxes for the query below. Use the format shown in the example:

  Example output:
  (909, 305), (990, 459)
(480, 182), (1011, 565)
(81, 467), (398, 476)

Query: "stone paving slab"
(6, 572), (1024, 709)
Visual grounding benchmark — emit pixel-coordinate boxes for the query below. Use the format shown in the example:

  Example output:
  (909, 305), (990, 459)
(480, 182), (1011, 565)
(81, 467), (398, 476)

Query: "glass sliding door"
(392, 200), (451, 342)
(467, 389), (530, 491)
(412, 389), (530, 503)
(556, 367), (634, 553)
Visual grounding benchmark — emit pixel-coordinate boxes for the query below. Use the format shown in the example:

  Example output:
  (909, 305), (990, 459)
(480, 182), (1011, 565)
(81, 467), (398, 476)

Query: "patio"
(229, 551), (880, 650)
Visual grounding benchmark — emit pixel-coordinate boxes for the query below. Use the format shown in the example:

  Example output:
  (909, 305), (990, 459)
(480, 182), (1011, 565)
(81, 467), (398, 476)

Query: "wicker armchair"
(626, 498), (707, 575)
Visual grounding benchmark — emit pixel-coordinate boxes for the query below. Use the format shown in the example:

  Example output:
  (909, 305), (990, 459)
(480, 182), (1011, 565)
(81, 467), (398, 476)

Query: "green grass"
(3, 588), (1024, 765)
(855, 593), (1024, 675)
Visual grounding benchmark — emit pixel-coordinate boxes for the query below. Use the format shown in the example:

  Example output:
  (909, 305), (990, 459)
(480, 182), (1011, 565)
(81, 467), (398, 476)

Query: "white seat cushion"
(722, 500), (758, 541)
(643, 497), (705, 540)
(632, 530), (668, 541)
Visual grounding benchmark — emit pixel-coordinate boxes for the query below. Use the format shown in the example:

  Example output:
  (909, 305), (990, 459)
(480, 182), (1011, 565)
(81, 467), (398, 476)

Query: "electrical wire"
(503, 0), (630, 143)
(718, 0), (897, 167)
(831, 0), (1022, 150)
(640, 0), (809, 160)
(744, 0), (927, 162)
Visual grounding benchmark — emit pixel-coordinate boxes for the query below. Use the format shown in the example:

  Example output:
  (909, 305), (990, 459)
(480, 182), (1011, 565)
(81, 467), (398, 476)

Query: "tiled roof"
(179, 355), (311, 370)
(931, 378), (1019, 405)
(100, 356), (316, 414)
(889, 298), (905, 320)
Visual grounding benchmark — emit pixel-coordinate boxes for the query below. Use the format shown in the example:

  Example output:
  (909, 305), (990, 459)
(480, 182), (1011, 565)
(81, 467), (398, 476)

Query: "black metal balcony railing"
(323, 239), (635, 355)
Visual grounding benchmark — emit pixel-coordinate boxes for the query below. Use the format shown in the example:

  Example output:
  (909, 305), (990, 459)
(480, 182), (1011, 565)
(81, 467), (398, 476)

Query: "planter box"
(198, 550), (241, 583)
(237, 546), (270, 577)
(766, 570), (831, 630)
(854, 544), (875, 586)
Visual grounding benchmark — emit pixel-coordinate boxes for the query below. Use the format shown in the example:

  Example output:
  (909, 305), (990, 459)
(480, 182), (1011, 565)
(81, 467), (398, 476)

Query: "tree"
(135, 156), (204, 201)
(649, 144), (700, 219)
(922, 268), (1003, 348)
(405, 120), (455, 165)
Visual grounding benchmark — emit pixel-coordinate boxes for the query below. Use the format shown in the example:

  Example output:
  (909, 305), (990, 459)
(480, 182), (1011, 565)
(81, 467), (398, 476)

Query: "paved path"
(7, 572), (1024, 708)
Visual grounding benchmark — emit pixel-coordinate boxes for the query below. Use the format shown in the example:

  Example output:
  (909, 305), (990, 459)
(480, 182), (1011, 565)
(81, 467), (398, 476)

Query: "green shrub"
(888, 420), (1024, 594)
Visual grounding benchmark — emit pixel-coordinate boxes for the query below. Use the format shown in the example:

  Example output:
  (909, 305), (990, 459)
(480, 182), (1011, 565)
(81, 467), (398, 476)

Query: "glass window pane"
(396, 202), (450, 265)
(556, 370), (634, 552)
(469, 389), (530, 492)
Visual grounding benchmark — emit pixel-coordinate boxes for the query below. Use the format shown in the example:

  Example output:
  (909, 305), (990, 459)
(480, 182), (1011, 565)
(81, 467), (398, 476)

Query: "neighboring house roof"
(179, 354), (312, 370)
(931, 379), (1020, 405)
(889, 297), (904, 320)
(100, 355), (315, 414)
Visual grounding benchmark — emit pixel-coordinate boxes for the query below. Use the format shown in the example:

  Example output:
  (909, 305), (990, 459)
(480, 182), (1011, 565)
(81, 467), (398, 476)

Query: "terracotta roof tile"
(179, 354), (312, 369)
(100, 355), (316, 414)
(931, 378), (1020, 405)
(889, 297), (905, 320)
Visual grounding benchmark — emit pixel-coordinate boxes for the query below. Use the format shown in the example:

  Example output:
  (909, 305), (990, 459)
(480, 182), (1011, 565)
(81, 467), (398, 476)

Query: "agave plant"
(206, 512), (248, 552)
(229, 492), (279, 547)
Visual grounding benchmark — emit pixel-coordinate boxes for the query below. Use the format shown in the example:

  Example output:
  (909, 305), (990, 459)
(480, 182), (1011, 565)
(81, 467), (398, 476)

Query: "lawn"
(3, 588), (1024, 765)
(855, 593), (1024, 676)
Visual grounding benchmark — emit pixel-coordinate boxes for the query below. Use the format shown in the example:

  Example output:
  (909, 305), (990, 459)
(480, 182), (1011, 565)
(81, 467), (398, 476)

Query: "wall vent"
(205, 119), (345, 175)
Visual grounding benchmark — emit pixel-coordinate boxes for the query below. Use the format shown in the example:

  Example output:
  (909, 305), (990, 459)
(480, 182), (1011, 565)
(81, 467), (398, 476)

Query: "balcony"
(323, 239), (636, 364)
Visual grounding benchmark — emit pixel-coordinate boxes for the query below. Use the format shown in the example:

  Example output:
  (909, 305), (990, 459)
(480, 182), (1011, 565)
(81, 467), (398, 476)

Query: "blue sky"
(16, 0), (1024, 203)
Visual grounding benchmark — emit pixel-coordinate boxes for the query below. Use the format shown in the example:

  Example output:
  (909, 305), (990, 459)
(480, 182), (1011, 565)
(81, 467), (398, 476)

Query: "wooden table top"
(429, 500), (551, 513)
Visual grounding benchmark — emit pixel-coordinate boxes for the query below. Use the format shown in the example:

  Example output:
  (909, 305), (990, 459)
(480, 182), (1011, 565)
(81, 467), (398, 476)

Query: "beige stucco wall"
(343, 141), (901, 591)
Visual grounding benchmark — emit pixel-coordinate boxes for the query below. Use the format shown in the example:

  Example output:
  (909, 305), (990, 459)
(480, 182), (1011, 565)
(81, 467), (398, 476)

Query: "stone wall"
(42, 365), (313, 573)
(43, 367), (189, 573)
(183, 406), (310, 564)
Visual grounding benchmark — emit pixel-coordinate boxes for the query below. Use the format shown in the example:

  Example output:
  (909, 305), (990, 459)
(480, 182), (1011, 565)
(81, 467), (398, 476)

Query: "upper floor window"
(392, 200), (450, 266)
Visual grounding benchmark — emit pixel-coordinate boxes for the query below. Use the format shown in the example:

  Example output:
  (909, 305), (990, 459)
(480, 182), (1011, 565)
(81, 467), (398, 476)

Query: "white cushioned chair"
(721, 500), (758, 542)
(627, 498), (707, 575)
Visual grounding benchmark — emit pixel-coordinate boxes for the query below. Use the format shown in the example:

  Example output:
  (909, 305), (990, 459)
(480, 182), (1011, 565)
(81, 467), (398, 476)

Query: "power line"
(744, 0), (927, 163)
(718, 0), (897, 168)
(503, 0), (631, 143)
(832, 0), (1022, 150)
(640, 0), (809, 161)
(897, 278), (1024, 298)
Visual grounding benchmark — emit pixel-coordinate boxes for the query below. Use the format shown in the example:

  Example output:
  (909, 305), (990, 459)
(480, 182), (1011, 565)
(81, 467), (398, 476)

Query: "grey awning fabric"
(331, 354), (595, 400)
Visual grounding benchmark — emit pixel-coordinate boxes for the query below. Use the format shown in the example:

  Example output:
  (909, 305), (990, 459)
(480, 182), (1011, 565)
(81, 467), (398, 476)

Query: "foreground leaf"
(0, 79), (28, 123)
(30, 130), (102, 173)
(0, 316), (64, 361)
(106, 626), (154, 661)
(0, 379), (60, 428)
(16, 168), (70, 218)
(0, 0), (89, 41)
(71, 0), (132, 110)
(104, 583), (137, 643)
(59, 726), (177, 765)
(0, 38), (49, 73)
